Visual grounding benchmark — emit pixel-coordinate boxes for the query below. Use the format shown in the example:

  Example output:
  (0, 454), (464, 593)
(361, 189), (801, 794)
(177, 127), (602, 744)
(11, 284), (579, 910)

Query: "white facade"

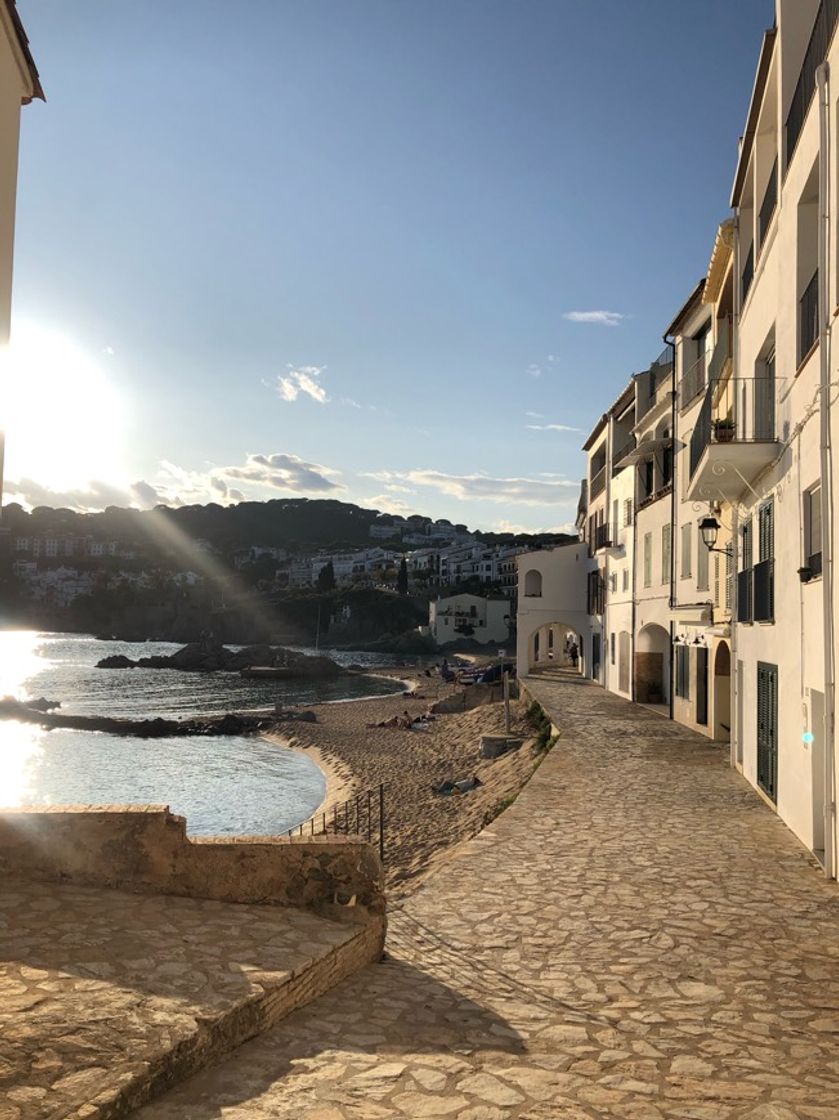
(0, 1), (42, 508)
(515, 543), (590, 673)
(429, 593), (511, 646)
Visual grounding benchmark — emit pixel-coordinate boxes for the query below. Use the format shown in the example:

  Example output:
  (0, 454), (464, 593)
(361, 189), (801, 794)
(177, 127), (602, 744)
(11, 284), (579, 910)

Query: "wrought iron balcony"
(799, 270), (819, 364)
(741, 243), (754, 304)
(679, 353), (707, 410)
(594, 523), (613, 551)
(708, 320), (731, 384)
(590, 465), (607, 500)
(686, 377), (782, 501)
(758, 160), (778, 249)
(612, 435), (636, 473)
(786, 0), (839, 165)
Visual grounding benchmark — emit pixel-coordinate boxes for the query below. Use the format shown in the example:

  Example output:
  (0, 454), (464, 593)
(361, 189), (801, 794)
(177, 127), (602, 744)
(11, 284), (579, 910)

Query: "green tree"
(317, 560), (336, 591)
(397, 557), (409, 595)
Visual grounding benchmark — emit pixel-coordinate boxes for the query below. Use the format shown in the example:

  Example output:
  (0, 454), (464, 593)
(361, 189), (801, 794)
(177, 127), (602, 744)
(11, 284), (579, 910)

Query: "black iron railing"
(800, 269), (819, 363)
(759, 159), (778, 248)
(590, 465), (607, 499)
(708, 321), (731, 383)
(680, 353), (707, 409)
(594, 523), (613, 551)
(290, 783), (385, 862)
(688, 377), (778, 479)
(741, 243), (755, 304)
(786, 0), (839, 164)
(612, 436), (635, 472)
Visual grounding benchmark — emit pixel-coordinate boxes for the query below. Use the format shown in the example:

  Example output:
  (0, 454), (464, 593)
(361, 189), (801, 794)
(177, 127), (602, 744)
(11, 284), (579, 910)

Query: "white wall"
(516, 543), (590, 673)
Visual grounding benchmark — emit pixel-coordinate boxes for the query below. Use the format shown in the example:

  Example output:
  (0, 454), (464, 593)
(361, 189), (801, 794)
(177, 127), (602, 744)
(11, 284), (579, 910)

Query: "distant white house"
(515, 543), (590, 674)
(428, 593), (511, 646)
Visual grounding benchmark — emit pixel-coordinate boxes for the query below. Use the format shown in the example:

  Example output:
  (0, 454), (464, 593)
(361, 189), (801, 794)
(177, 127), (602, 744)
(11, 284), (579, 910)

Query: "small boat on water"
(239, 666), (300, 679)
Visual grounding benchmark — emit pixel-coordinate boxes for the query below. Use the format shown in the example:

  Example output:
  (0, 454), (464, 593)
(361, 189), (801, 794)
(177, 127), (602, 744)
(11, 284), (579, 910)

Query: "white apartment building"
(0, 1), (42, 509)
(518, 1), (839, 882)
(428, 593), (511, 647)
(515, 542), (590, 674)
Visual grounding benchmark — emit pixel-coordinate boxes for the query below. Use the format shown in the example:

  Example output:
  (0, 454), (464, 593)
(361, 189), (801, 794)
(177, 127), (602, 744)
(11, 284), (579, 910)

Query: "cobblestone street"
(138, 676), (839, 1119)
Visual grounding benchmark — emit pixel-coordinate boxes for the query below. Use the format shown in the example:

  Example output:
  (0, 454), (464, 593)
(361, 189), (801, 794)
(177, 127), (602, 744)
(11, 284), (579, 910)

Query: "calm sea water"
(0, 631), (405, 834)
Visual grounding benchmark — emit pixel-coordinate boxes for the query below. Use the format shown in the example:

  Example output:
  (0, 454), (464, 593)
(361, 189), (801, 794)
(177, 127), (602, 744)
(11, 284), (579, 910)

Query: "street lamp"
(699, 515), (733, 556)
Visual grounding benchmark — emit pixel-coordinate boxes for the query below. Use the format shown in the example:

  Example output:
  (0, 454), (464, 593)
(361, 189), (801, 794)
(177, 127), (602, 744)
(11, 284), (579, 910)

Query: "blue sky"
(6, 0), (775, 531)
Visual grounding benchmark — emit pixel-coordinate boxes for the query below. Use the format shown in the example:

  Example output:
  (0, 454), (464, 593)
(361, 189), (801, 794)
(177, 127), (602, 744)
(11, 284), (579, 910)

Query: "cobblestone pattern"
(135, 676), (839, 1119)
(0, 877), (374, 1119)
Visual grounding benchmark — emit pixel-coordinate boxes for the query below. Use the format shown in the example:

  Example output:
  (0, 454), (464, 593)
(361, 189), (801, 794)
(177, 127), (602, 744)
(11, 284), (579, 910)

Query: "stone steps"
(1, 876), (383, 1120)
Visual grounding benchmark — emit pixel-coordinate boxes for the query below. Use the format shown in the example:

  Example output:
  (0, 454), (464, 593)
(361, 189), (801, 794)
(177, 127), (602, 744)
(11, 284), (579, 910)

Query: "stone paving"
(135, 675), (839, 1119)
(0, 876), (364, 1119)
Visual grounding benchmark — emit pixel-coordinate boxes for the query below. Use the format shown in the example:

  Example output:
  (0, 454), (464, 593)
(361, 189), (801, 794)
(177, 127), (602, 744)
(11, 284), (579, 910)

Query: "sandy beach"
(263, 668), (547, 898)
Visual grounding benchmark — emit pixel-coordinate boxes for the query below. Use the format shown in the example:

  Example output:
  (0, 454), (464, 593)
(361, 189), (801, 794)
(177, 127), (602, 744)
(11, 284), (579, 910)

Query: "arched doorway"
(713, 641), (731, 741)
(635, 624), (670, 705)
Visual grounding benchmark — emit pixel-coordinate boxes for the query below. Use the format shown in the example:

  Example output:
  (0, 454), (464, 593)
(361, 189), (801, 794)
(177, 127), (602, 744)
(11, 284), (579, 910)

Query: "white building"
(515, 543), (590, 673)
(0, 1), (42, 510)
(429, 593), (511, 646)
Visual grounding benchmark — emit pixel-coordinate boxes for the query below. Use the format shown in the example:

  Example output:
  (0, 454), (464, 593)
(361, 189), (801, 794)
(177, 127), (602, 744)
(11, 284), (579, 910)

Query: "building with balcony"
(515, 542), (589, 674)
(428, 593), (511, 647)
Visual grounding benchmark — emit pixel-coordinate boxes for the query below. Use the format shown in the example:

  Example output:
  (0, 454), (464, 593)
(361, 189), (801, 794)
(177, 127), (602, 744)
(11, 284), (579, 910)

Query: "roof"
(582, 413), (608, 453)
(730, 27), (776, 208)
(3, 0), (44, 102)
(663, 278), (706, 339)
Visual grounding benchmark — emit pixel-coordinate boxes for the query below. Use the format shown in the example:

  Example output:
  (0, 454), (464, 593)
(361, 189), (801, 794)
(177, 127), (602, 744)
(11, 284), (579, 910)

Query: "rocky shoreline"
(96, 641), (344, 678)
(0, 696), (318, 739)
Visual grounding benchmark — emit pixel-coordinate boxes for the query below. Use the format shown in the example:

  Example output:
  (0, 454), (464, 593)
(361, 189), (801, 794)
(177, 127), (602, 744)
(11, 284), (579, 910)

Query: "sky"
(5, 0), (776, 533)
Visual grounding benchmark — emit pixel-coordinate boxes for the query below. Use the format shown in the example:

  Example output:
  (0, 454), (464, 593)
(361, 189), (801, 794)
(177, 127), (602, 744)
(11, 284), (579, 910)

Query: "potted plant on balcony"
(712, 417), (736, 443)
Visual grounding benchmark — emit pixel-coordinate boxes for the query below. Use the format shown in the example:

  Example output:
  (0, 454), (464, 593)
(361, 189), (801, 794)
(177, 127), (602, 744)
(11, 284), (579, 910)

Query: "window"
(661, 429), (673, 487)
(612, 499), (619, 537)
(610, 633), (616, 665)
(609, 572), (617, 593)
(681, 523), (692, 579)
(624, 499), (633, 527)
(675, 645), (690, 700)
(697, 524), (709, 592)
(524, 569), (542, 597)
(754, 499), (775, 622)
(643, 533), (652, 588)
(622, 568), (629, 592)
(661, 524), (671, 584)
(804, 484), (823, 576)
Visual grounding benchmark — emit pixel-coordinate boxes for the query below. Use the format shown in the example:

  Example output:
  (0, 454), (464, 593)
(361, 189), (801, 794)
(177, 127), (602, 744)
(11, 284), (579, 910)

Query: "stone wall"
(0, 805), (385, 927)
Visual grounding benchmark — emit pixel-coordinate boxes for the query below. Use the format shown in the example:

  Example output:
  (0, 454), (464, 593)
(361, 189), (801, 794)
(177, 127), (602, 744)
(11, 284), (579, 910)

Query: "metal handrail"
(290, 782), (386, 862)
(590, 465), (607, 499)
(786, 0), (839, 163)
(680, 353), (707, 409)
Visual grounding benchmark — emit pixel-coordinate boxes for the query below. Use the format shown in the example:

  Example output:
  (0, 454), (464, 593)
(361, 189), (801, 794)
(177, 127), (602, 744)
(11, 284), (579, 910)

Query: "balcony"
(612, 435), (636, 473)
(786, 0), (839, 165)
(741, 243), (754, 304)
(594, 523), (613, 551)
(758, 160), (778, 249)
(708, 320), (731, 383)
(679, 353), (707, 410)
(799, 270), (819, 365)
(590, 465), (607, 500)
(686, 377), (782, 501)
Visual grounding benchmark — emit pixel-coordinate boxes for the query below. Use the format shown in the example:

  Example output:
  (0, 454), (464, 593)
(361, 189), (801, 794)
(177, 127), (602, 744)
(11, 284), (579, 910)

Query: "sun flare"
(3, 321), (126, 495)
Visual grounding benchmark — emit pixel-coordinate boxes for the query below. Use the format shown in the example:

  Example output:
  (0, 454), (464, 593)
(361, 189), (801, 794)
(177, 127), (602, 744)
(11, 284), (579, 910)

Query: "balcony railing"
(680, 353), (707, 409)
(594, 523), (613, 551)
(612, 435), (636, 472)
(758, 159), (778, 248)
(786, 0), (839, 164)
(799, 269), (819, 364)
(590, 465), (607, 499)
(708, 320), (731, 383)
(689, 377), (778, 480)
(741, 243), (754, 304)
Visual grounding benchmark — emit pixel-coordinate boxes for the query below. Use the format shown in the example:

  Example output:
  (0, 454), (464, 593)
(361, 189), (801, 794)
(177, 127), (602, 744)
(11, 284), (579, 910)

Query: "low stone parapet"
(0, 805), (385, 928)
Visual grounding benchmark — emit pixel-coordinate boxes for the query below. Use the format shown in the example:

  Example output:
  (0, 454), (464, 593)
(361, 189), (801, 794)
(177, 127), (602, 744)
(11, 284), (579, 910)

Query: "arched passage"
(635, 623), (670, 705)
(527, 621), (582, 673)
(713, 640), (732, 741)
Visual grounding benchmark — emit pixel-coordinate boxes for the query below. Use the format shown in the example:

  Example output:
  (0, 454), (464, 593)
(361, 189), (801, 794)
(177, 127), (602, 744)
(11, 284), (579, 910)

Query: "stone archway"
(527, 621), (582, 673)
(635, 624), (670, 705)
(713, 640), (732, 741)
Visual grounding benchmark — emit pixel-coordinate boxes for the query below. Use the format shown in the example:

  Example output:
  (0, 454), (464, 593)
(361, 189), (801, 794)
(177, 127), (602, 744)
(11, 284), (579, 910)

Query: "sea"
(0, 631), (407, 835)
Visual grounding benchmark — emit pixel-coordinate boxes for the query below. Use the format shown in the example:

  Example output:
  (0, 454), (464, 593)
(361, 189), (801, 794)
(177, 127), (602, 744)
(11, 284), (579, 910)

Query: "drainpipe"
(666, 333), (677, 722)
(816, 63), (836, 880)
(730, 213), (741, 771)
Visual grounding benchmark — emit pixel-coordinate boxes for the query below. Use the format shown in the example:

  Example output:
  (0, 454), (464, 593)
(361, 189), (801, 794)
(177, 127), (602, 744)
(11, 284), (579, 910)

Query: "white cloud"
(363, 493), (414, 516)
(5, 478), (138, 512)
(277, 364), (329, 403)
(341, 397), (362, 409)
(494, 518), (577, 535)
(526, 422), (584, 433)
(563, 310), (628, 327)
(384, 469), (579, 508)
(527, 364), (542, 378)
(525, 411), (544, 419)
(222, 452), (341, 494)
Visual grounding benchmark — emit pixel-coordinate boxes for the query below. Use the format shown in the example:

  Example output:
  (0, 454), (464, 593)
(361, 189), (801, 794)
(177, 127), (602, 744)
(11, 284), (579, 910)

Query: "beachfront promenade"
(138, 675), (839, 1119)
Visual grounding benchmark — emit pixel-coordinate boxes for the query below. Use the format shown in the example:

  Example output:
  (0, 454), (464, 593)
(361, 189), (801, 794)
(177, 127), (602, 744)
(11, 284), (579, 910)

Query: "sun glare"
(4, 322), (126, 493)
